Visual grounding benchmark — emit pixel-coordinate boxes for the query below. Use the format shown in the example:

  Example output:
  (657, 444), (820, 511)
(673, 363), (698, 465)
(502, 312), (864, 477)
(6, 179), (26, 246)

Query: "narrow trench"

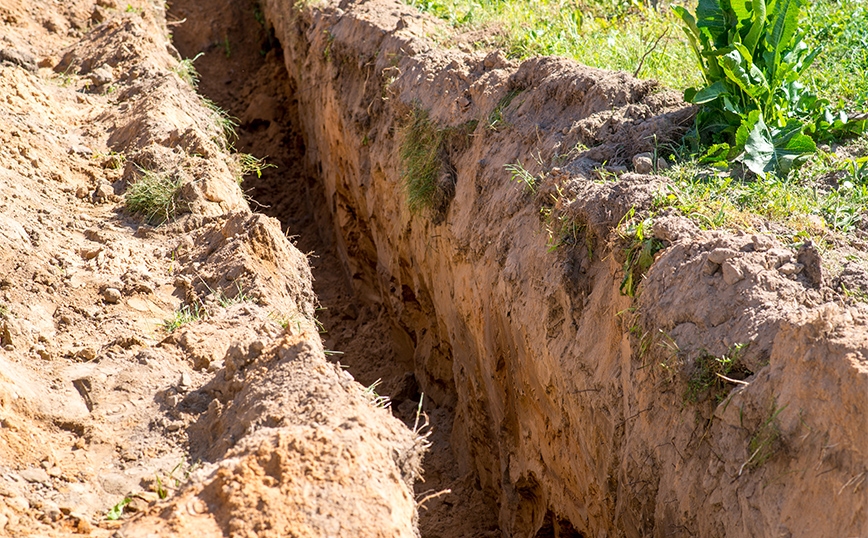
(167, 1), (501, 536)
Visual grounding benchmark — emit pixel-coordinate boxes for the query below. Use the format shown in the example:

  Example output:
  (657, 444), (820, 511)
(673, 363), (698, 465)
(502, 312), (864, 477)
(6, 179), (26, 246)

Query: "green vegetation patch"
(125, 168), (185, 225)
(399, 106), (448, 213)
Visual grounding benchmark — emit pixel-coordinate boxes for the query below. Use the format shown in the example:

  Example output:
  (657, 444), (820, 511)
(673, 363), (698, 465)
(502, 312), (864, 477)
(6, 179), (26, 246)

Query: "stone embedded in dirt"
(103, 287), (122, 303)
(178, 372), (193, 392)
(0, 48), (37, 72)
(75, 347), (97, 361)
(88, 66), (114, 87)
(20, 467), (50, 484)
(33, 344), (51, 360)
(779, 262), (803, 276)
(69, 145), (93, 157)
(707, 248), (737, 265)
(721, 259), (745, 285)
(632, 152), (654, 174)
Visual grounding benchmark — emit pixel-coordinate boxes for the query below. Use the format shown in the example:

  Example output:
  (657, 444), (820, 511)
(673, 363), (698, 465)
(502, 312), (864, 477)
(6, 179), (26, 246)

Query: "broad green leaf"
(767, 0), (802, 61)
(720, 49), (766, 100)
(729, 0), (750, 22)
(744, 0), (767, 54)
(691, 80), (730, 104)
(739, 111), (776, 175)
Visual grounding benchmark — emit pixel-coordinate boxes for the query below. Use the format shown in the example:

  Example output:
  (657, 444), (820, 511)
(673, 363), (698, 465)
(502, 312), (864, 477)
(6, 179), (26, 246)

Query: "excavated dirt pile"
(0, 0), (866, 536)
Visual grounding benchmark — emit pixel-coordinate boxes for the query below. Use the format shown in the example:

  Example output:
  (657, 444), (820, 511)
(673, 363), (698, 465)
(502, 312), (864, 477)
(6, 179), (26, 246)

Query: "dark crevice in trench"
(166, 1), (500, 536)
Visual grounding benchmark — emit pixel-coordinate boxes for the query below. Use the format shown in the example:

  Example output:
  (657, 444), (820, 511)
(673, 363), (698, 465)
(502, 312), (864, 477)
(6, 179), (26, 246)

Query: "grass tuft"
(161, 303), (204, 332)
(399, 107), (447, 213)
(173, 53), (203, 88)
(125, 168), (185, 225)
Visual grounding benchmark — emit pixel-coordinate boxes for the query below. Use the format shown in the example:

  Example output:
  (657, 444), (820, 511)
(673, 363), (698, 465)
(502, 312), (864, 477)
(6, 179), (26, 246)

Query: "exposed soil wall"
(261, 0), (868, 536)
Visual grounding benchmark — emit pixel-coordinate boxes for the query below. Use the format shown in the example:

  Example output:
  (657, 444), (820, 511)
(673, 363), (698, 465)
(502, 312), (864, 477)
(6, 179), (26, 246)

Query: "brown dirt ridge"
(0, 0), (865, 537)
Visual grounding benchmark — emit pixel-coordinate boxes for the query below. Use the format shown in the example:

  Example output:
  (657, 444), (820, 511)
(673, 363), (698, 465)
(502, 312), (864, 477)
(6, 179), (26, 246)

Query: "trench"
(167, 1), (501, 536)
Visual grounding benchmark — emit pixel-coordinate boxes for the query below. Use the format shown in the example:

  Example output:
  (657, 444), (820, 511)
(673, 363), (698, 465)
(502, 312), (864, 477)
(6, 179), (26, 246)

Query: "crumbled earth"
(0, 0), (422, 536)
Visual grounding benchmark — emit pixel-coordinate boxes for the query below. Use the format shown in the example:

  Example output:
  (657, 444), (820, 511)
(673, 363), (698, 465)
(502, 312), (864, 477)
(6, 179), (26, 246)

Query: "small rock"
(707, 248), (737, 265)
(41, 500), (62, 522)
(20, 467), (50, 484)
(721, 259), (745, 285)
(75, 347), (97, 361)
(80, 246), (102, 259)
(69, 145), (93, 158)
(778, 262), (804, 276)
(92, 182), (114, 202)
(70, 512), (92, 534)
(46, 466), (62, 478)
(656, 158), (669, 171)
(166, 421), (182, 432)
(751, 234), (774, 252)
(125, 496), (150, 513)
(76, 185), (89, 198)
(33, 344), (51, 360)
(632, 152), (654, 174)
(102, 287), (122, 304)
(7, 495), (29, 512)
(178, 372), (193, 392)
(0, 48), (37, 72)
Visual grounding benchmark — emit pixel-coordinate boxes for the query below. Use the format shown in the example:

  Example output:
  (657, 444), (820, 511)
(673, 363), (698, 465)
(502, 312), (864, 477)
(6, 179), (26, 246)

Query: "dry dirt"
(0, 0), (866, 537)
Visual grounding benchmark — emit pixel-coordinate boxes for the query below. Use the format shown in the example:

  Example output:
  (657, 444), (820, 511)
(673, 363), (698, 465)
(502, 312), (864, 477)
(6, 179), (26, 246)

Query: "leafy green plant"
(106, 498), (131, 520)
(125, 168), (185, 225)
(619, 212), (664, 297)
(674, 0), (865, 176)
(235, 153), (276, 183)
(399, 107), (447, 213)
(504, 161), (539, 194)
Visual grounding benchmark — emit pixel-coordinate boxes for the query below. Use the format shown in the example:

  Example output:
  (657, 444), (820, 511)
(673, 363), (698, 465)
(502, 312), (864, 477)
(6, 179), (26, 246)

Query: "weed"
(173, 52), (203, 88)
(619, 210), (664, 297)
(323, 30), (335, 62)
(504, 161), (539, 194)
(740, 399), (788, 475)
(161, 303), (204, 332)
(215, 282), (255, 308)
(105, 498), (131, 520)
(125, 168), (185, 225)
(202, 98), (238, 146)
(399, 106), (447, 213)
(362, 379), (391, 408)
(674, 0), (865, 176)
(684, 344), (751, 404)
(235, 153), (276, 183)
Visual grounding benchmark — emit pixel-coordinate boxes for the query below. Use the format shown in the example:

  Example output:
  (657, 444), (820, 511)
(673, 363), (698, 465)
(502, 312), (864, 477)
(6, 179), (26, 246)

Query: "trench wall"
(263, 0), (868, 535)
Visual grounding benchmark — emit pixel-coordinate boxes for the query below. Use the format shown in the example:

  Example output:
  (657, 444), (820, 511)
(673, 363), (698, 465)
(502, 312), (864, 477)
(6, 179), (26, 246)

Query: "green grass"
(406, 0), (867, 104)
(235, 153), (276, 183)
(161, 303), (204, 332)
(656, 150), (868, 239)
(125, 168), (185, 225)
(684, 344), (750, 404)
(173, 53), (203, 89)
(399, 107), (447, 213)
